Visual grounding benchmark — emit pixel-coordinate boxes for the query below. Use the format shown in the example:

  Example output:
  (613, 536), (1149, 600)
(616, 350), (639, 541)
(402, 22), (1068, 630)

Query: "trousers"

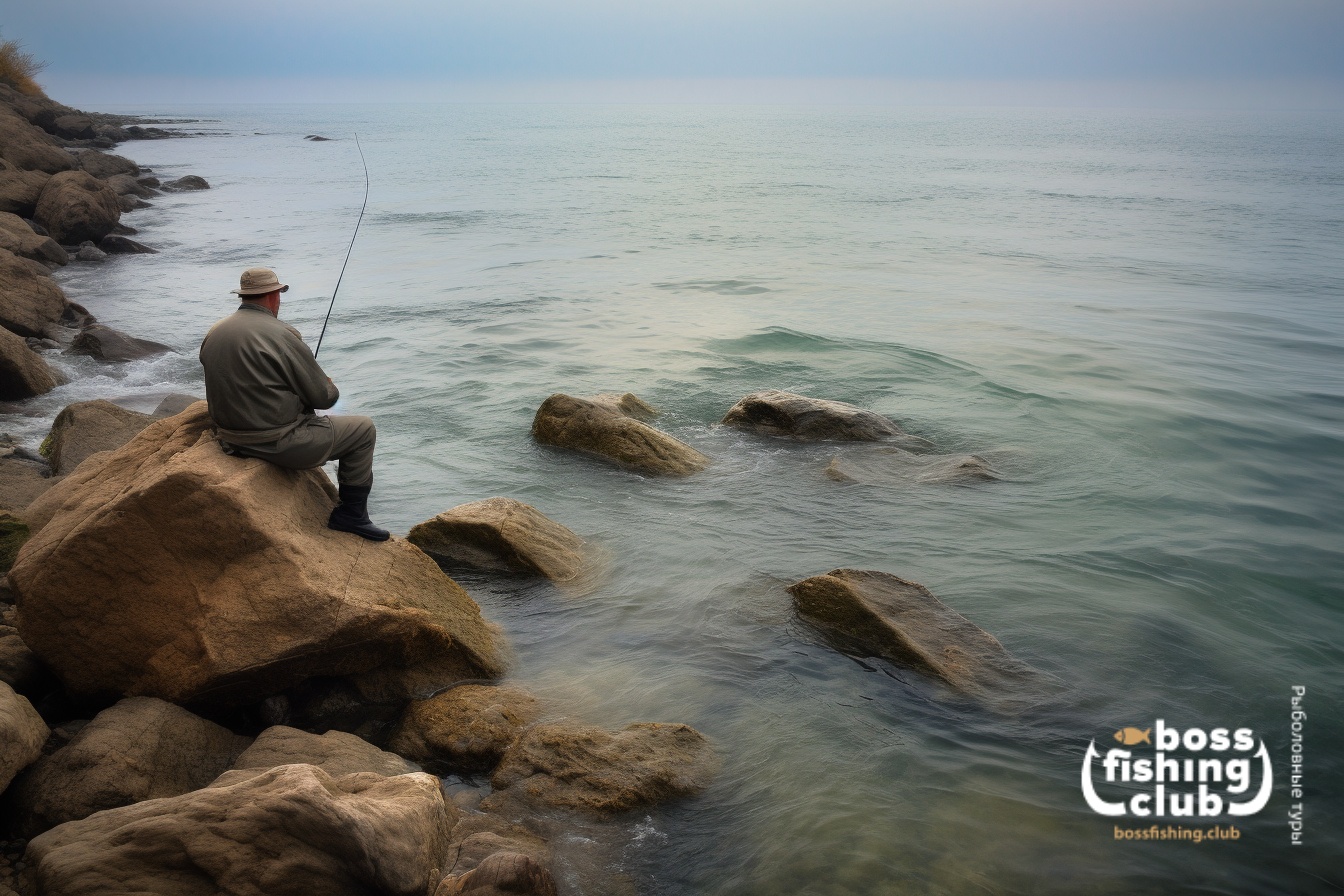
(221, 415), (376, 487)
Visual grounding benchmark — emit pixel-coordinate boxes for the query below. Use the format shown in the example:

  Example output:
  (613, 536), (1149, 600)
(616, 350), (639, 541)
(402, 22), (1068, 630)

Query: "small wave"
(653, 280), (772, 296)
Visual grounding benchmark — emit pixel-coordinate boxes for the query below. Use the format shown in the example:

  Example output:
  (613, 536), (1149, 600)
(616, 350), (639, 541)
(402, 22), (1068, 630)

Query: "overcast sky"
(8, 0), (1344, 107)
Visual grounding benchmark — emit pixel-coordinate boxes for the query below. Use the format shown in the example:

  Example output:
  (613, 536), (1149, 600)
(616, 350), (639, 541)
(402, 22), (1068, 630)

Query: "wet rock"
(0, 682), (47, 793)
(67, 323), (171, 361)
(0, 247), (68, 338)
(4, 697), (251, 838)
(408, 498), (586, 583)
(33, 170), (121, 245)
(43, 399), (155, 475)
(0, 327), (57, 401)
(23, 764), (453, 896)
(0, 165), (51, 217)
(589, 392), (659, 421)
(825, 448), (1000, 486)
(97, 234), (156, 255)
(435, 852), (558, 896)
(388, 685), (543, 773)
(74, 243), (106, 261)
(305, 135), (332, 141)
(161, 174), (209, 192)
(0, 212), (66, 267)
(72, 149), (137, 179)
(488, 721), (717, 814)
(788, 569), (1046, 702)
(532, 393), (709, 477)
(11, 402), (506, 707)
(116, 193), (149, 212)
(722, 390), (933, 446)
(216, 726), (417, 786)
(135, 175), (160, 189)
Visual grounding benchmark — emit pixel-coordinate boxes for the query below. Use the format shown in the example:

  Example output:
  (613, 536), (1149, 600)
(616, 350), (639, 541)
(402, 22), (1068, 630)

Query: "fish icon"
(1114, 727), (1152, 746)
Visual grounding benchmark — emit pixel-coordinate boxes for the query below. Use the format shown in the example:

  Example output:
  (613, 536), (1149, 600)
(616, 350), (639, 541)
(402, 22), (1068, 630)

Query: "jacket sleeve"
(283, 329), (340, 411)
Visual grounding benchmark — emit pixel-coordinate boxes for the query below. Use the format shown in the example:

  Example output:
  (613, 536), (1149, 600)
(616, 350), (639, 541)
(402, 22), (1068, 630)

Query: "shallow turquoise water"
(7, 103), (1343, 894)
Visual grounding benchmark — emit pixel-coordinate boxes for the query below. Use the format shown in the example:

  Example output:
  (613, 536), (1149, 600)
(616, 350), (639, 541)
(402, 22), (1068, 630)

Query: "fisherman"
(199, 267), (389, 541)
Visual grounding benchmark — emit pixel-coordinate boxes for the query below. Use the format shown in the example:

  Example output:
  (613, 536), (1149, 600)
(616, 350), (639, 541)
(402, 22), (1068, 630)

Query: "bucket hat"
(232, 267), (290, 296)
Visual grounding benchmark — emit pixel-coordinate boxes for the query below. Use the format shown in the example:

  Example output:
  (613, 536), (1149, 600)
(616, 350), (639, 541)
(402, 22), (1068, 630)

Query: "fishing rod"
(313, 133), (369, 359)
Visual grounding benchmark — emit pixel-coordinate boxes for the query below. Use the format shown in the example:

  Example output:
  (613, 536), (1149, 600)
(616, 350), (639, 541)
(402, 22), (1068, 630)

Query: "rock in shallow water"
(825, 448), (999, 486)
(408, 497), (587, 583)
(387, 684), (542, 773)
(66, 322), (172, 361)
(0, 326), (57, 401)
(722, 389), (934, 448)
(531, 392), (709, 477)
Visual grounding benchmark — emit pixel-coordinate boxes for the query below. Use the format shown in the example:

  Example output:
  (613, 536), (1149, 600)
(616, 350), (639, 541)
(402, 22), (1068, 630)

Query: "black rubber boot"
(327, 483), (390, 542)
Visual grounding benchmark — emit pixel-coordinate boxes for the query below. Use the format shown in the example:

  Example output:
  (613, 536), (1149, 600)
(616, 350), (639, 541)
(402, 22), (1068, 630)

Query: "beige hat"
(232, 267), (290, 296)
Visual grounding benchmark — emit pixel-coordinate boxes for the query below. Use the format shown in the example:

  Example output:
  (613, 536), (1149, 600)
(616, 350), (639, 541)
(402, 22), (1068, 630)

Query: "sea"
(3, 103), (1342, 895)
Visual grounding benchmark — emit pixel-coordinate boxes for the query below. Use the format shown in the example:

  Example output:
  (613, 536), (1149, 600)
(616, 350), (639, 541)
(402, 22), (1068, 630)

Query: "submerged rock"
(408, 498), (587, 583)
(825, 448), (1000, 486)
(67, 322), (172, 361)
(387, 684), (543, 773)
(532, 392), (709, 477)
(161, 174), (209, 192)
(5, 696), (251, 838)
(488, 721), (718, 814)
(789, 569), (1046, 703)
(722, 390), (934, 447)
(43, 399), (156, 475)
(23, 764), (454, 896)
(10, 401), (506, 707)
(98, 234), (157, 255)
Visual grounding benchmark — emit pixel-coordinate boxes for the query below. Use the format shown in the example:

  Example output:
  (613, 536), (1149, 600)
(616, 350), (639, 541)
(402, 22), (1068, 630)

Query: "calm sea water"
(6, 103), (1343, 894)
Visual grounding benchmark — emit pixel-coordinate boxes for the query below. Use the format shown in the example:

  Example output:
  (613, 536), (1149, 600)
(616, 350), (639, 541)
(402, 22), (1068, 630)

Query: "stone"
(531, 393), (709, 477)
(151, 392), (200, 417)
(23, 764), (453, 896)
(0, 511), (30, 573)
(102, 173), (154, 198)
(75, 243), (107, 262)
(5, 697), (251, 838)
(0, 108), (76, 175)
(161, 174), (210, 192)
(722, 390), (934, 446)
(0, 326), (57, 400)
(0, 211), (67, 266)
(218, 726), (418, 785)
(0, 165), (50, 217)
(788, 569), (1047, 703)
(825, 448), (1000, 485)
(51, 115), (96, 141)
(72, 149), (138, 179)
(387, 685), (542, 773)
(11, 402), (506, 707)
(435, 852), (558, 896)
(66, 323), (172, 361)
(588, 392), (659, 421)
(0, 623), (43, 693)
(33, 170), (122, 245)
(0, 247), (68, 338)
(489, 721), (717, 814)
(43, 399), (155, 475)
(408, 498), (586, 583)
(116, 193), (149, 213)
(0, 681), (47, 793)
(98, 234), (157, 254)
(0, 455), (54, 513)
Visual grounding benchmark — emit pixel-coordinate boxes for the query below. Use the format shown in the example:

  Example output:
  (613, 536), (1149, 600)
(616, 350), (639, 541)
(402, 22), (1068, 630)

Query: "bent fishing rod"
(313, 133), (369, 359)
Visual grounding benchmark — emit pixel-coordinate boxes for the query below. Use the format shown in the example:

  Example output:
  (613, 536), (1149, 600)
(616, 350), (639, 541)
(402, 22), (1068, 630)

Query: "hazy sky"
(8, 0), (1344, 107)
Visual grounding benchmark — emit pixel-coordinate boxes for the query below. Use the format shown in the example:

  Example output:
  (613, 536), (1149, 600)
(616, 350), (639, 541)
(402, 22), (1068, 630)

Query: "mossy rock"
(0, 511), (30, 573)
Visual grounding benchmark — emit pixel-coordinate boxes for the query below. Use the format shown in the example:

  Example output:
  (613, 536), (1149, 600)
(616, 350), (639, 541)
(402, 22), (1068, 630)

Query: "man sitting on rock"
(198, 267), (389, 541)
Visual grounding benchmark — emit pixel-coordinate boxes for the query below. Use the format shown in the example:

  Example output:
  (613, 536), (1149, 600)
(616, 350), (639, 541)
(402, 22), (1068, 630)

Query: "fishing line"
(313, 132), (369, 359)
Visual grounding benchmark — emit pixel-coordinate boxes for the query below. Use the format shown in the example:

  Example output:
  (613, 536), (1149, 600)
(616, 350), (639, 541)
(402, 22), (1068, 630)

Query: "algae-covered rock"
(0, 511), (30, 574)
(532, 393), (709, 477)
(387, 684), (542, 773)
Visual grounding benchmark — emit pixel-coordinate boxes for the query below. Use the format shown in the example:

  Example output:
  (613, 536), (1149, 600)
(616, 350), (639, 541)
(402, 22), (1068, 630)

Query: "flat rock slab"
(387, 684), (543, 773)
(722, 390), (934, 448)
(532, 393), (709, 477)
(789, 569), (1046, 704)
(825, 448), (999, 486)
(408, 498), (586, 583)
(488, 721), (718, 814)
(44, 399), (156, 475)
(23, 764), (453, 896)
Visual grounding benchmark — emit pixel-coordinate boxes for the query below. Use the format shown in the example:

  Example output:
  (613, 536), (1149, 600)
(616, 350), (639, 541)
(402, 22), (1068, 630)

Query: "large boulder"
(10, 402), (506, 706)
(408, 498), (586, 583)
(531, 393), (709, 477)
(0, 163), (51, 216)
(219, 726), (418, 785)
(33, 170), (122, 245)
(0, 211), (67, 266)
(0, 681), (47, 793)
(23, 764), (454, 896)
(722, 390), (934, 446)
(387, 684), (542, 773)
(788, 569), (1046, 703)
(66, 323), (172, 361)
(43, 399), (155, 475)
(825, 448), (999, 486)
(488, 721), (717, 814)
(4, 697), (251, 837)
(51, 114), (96, 141)
(0, 325), (57, 400)
(73, 149), (138, 179)
(0, 246), (68, 337)
(0, 107), (76, 175)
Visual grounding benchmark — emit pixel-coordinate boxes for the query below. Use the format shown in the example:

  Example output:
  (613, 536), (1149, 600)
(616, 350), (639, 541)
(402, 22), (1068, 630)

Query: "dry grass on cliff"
(0, 37), (47, 97)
